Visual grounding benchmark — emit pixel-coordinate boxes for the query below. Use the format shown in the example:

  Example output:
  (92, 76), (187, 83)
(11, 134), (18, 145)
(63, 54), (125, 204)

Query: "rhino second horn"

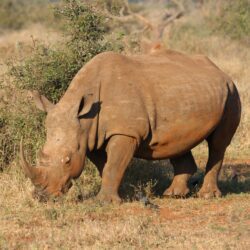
(19, 139), (38, 180)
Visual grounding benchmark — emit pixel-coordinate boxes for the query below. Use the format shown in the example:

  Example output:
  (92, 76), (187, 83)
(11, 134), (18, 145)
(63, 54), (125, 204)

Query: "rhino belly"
(135, 113), (221, 160)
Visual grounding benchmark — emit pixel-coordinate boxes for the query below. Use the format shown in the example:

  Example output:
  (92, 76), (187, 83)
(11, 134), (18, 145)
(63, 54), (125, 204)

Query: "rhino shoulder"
(76, 51), (128, 79)
(93, 51), (127, 62)
(192, 54), (218, 67)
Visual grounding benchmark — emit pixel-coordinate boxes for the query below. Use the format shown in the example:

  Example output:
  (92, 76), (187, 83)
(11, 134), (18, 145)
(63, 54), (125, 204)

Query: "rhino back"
(96, 51), (230, 157)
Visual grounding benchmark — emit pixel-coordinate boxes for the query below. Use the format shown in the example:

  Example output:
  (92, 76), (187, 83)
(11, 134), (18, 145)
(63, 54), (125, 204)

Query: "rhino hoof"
(197, 188), (222, 199)
(163, 186), (190, 198)
(96, 191), (122, 204)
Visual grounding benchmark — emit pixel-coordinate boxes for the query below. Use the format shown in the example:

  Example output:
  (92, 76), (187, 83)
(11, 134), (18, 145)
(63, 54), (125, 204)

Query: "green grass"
(1, 0), (120, 170)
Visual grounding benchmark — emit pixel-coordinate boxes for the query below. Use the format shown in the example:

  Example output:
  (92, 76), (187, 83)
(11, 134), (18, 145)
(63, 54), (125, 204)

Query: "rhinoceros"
(20, 49), (241, 202)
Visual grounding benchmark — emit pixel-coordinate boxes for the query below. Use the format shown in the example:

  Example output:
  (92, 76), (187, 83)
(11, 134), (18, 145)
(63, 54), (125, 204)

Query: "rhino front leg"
(163, 151), (197, 198)
(97, 135), (137, 204)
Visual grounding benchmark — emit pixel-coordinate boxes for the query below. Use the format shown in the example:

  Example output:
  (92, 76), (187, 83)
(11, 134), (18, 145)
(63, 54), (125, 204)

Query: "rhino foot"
(163, 185), (190, 198)
(96, 190), (122, 204)
(197, 186), (222, 199)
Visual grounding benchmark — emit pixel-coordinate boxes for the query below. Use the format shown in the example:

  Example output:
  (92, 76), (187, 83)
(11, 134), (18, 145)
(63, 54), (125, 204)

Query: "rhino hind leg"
(198, 85), (241, 199)
(96, 135), (137, 204)
(197, 146), (225, 199)
(163, 151), (197, 198)
(198, 127), (237, 199)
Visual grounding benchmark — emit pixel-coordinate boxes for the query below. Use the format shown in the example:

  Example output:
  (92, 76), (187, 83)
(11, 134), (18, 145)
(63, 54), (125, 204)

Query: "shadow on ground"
(119, 159), (173, 200)
(219, 163), (250, 195)
(119, 160), (250, 200)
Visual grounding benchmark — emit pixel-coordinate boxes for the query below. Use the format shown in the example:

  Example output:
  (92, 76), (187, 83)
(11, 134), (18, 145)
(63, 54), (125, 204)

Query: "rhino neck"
(56, 87), (100, 122)
(79, 112), (98, 152)
(57, 89), (84, 114)
(55, 70), (101, 151)
(58, 66), (101, 111)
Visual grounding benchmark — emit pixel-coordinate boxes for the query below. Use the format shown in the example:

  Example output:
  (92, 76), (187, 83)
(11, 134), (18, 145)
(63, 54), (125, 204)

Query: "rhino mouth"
(62, 180), (73, 193)
(20, 140), (75, 202)
(32, 178), (73, 202)
(32, 186), (50, 202)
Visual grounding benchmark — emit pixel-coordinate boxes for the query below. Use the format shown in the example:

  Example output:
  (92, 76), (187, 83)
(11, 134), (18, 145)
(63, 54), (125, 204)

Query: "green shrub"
(169, 0), (250, 50)
(214, 0), (250, 41)
(10, 0), (111, 102)
(0, 103), (45, 170)
(1, 0), (121, 169)
(10, 44), (73, 102)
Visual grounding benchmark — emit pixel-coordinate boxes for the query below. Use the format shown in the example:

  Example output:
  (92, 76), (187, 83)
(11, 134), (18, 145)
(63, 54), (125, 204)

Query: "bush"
(169, 0), (250, 50)
(1, 0), (121, 169)
(10, 0), (111, 102)
(214, 0), (250, 42)
(0, 101), (45, 170)
(9, 44), (74, 102)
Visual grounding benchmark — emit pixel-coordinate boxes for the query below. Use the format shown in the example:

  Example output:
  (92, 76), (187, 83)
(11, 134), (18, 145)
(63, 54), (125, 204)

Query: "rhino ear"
(28, 90), (54, 112)
(78, 93), (94, 117)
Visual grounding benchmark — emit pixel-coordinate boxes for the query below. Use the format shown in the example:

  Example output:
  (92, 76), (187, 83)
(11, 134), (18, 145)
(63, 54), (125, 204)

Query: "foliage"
(9, 44), (74, 102)
(1, 0), (120, 168)
(167, 0), (250, 56)
(55, 0), (111, 71)
(214, 0), (250, 42)
(169, 0), (250, 51)
(0, 104), (45, 170)
(10, 0), (111, 102)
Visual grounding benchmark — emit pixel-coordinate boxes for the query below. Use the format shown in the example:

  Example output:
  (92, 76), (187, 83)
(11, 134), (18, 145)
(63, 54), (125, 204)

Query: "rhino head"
(20, 90), (95, 201)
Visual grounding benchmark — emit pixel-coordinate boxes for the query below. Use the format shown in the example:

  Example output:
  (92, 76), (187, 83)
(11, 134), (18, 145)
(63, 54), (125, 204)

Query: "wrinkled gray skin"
(20, 49), (241, 202)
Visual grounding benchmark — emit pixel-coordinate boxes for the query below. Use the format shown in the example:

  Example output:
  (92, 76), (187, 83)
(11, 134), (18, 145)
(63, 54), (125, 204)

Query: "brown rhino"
(20, 49), (241, 202)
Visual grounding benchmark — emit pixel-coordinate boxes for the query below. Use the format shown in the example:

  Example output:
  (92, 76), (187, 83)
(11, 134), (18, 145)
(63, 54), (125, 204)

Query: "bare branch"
(102, 0), (185, 52)
(156, 0), (185, 39)
(103, 0), (154, 32)
(123, 0), (153, 30)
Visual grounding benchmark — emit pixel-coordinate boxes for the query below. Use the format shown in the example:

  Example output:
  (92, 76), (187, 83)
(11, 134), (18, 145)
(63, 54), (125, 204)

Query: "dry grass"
(0, 2), (250, 248)
(0, 163), (249, 249)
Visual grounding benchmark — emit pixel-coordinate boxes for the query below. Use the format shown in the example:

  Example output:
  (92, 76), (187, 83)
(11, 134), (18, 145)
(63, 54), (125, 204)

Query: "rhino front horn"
(19, 139), (38, 180)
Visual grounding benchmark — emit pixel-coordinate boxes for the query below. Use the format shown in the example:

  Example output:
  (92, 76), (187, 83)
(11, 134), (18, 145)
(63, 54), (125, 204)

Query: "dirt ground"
(0, 160), (249, 249)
